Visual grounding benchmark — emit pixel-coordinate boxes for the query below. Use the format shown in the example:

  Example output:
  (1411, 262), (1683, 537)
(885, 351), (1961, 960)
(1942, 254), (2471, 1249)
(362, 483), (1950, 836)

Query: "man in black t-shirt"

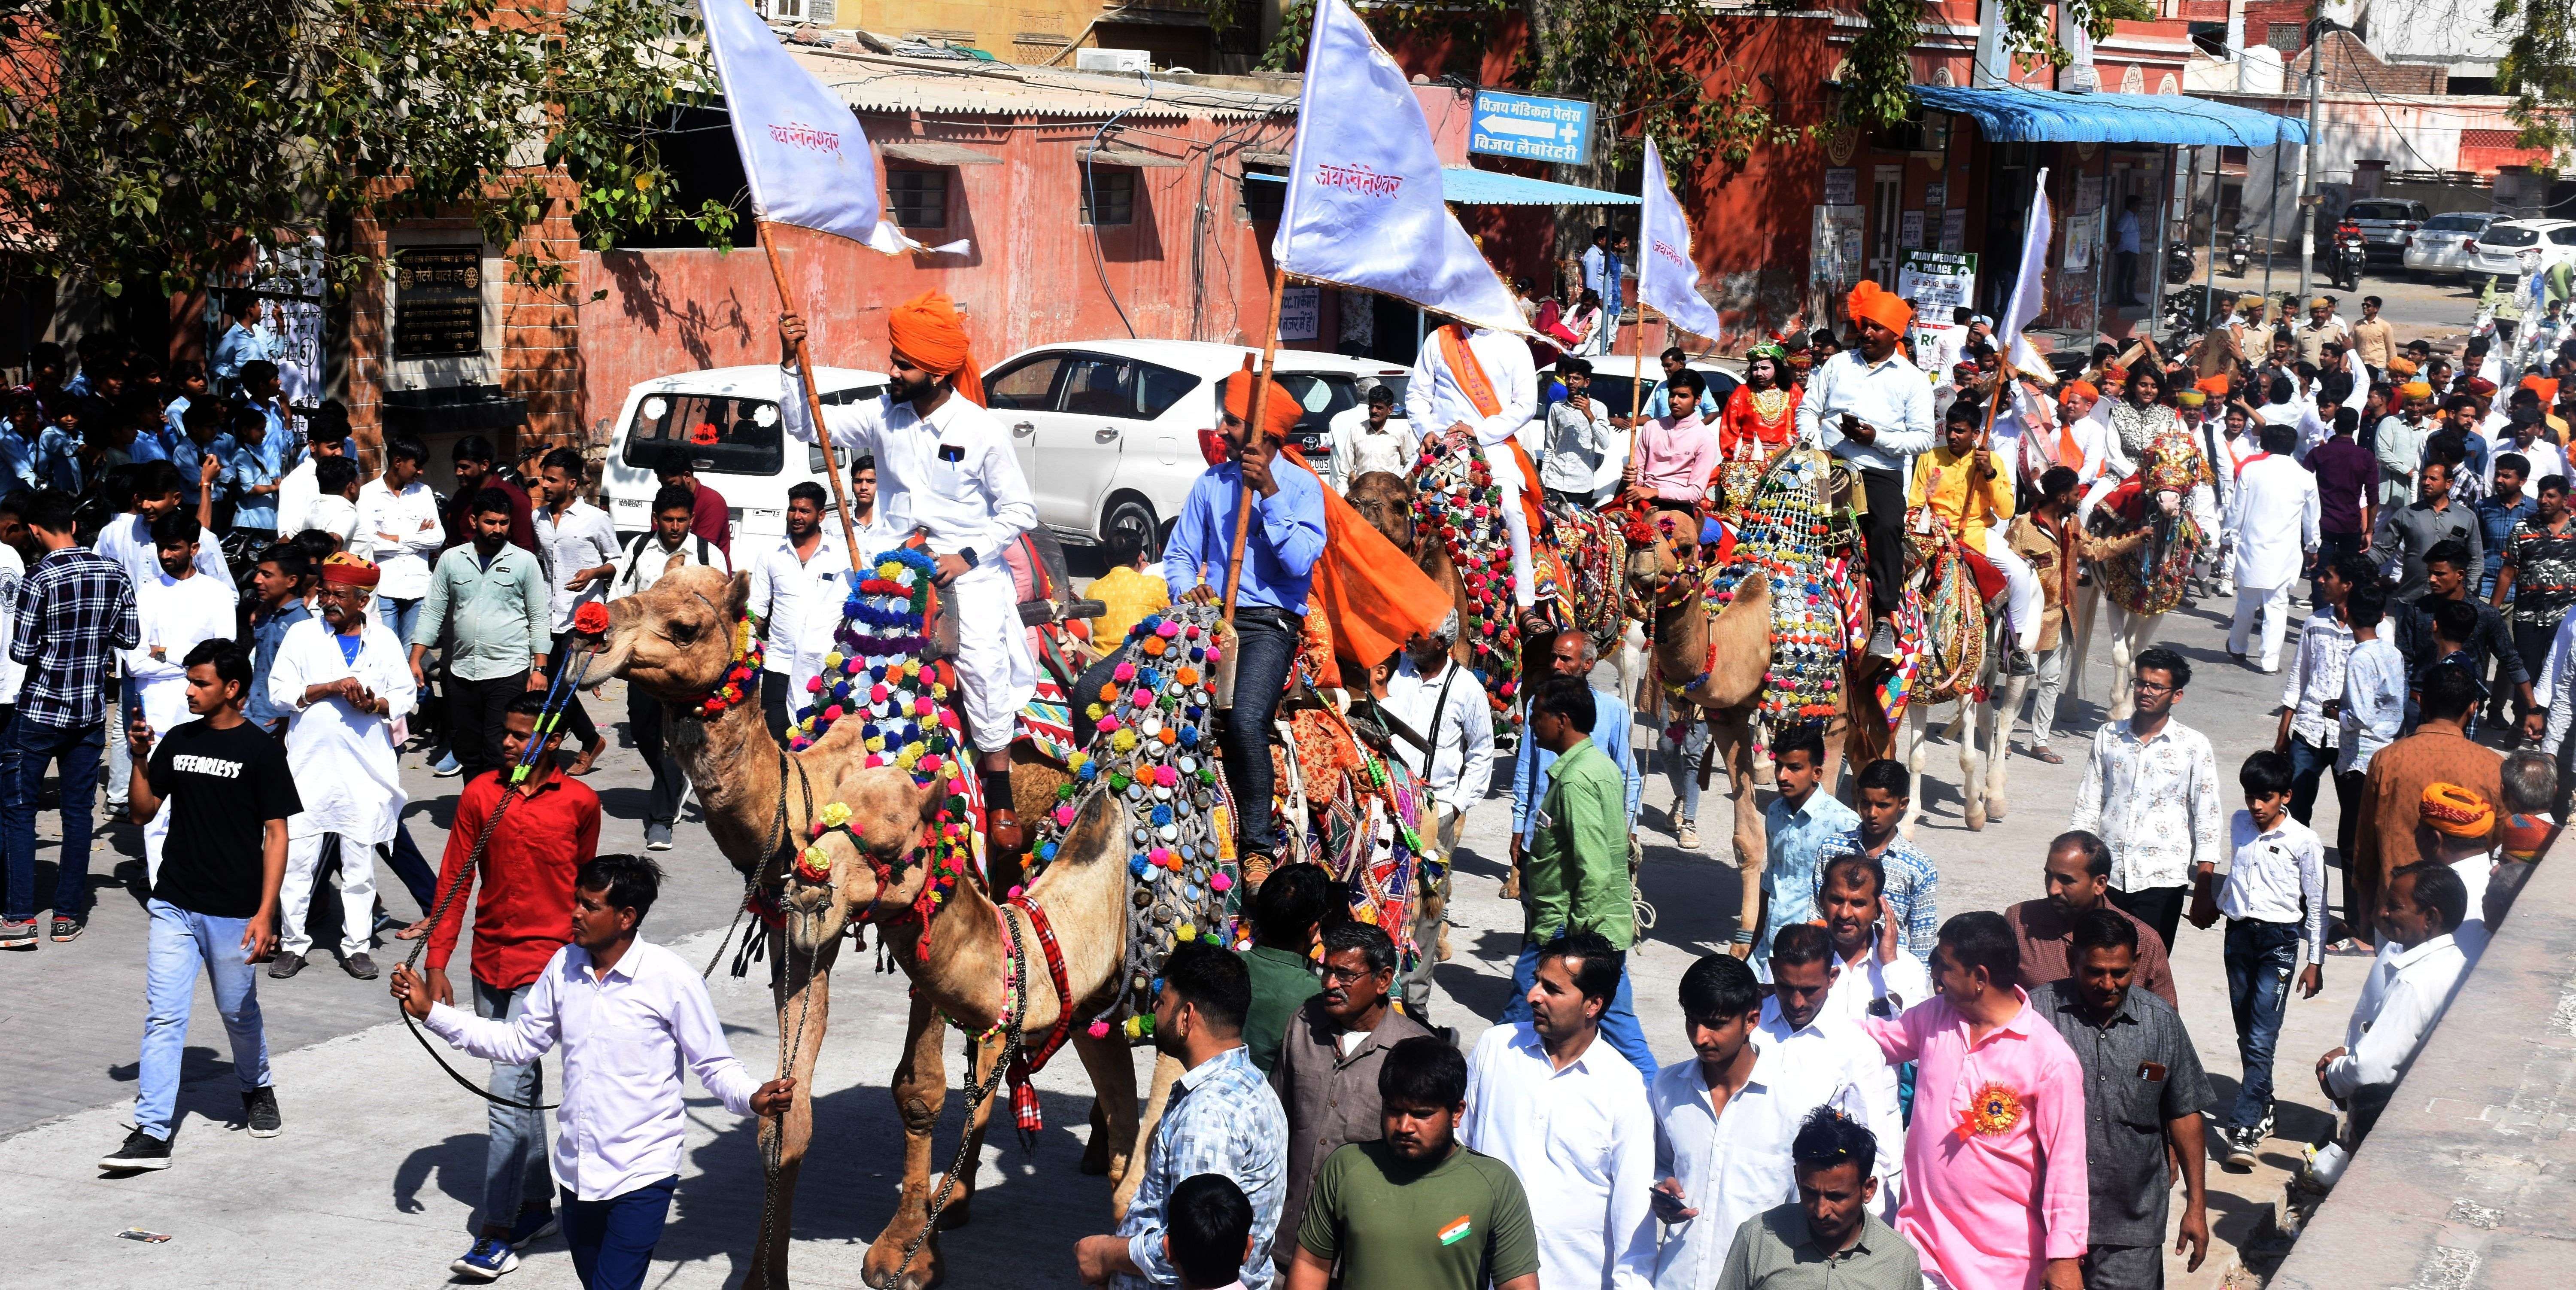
(100, 639), (303, 1173)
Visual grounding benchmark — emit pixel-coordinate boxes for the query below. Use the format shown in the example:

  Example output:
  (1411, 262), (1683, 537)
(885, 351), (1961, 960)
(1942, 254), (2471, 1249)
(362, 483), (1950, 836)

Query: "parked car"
(601, 364), (888, 546)
(2339, 198), (2431, 262)
(2402, 210), (2496, 281)
(2464, 217), (2576, 289)
(980, 340), (1412, 557)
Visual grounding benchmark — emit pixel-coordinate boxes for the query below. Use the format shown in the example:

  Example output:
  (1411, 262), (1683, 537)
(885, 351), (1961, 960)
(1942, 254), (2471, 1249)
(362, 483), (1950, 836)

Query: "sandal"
(2024, 744), (2065, 765)
(2324, 938), (2378, 958)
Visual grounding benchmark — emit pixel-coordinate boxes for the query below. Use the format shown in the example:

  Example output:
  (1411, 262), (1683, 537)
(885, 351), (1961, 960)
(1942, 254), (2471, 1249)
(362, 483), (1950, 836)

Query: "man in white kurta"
(128, 516), (244, 882)
(2228, 424), (2323, 672)
(1407, 322), (1542, 612)
(268, 557), (417, 975)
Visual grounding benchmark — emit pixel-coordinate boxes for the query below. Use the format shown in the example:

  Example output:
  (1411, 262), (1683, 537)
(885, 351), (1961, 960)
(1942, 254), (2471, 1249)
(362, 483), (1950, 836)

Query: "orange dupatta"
(1277, 444), (1454, 670)
(1436, 325), (1548, 542)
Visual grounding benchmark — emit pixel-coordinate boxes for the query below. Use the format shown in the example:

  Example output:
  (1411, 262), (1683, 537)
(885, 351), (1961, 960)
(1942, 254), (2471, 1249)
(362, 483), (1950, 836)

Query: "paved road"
(0, 588), (2389, 1287)
(2169, 247), (2483, 350)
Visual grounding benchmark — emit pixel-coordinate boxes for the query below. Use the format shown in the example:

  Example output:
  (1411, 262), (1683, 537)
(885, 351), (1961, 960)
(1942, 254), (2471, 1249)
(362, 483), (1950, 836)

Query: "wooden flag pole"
(1222, 269), (1292, 625)
(759, 222), (866, 563)
(1625, 305), (1650, 473)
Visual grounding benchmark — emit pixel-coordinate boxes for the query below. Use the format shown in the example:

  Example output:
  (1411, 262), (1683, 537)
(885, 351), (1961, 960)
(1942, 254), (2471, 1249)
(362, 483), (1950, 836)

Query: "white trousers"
(948, 563), (1038, 755)
(2229, 582), (2293, 670)
(1975, 532), (2044, 653)
(1482, 441), (1538, 608)
(280, 830), (378, 958)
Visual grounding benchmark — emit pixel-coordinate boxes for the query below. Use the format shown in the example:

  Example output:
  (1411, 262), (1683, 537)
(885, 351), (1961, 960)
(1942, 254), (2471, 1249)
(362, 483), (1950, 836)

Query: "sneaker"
(50, 915), (83, 943)
(508, 1206), (559, 1248)
(2007, 648), (2036, 676)
(242, 1087), (282, 1138)
(432, 752), (465, 778)
(1675, 818), (1700, 849)
(1866, 621), (1897, 660)
(450, 1237), (520, 1281)
(99, 1128), (172, 1172)
(267, 950), (308, 979)
(0, 917), (36, 950)
(2223, 1125), (2258, 1170)
(645, 824), (674, 852)
(343, 952), (379, 980)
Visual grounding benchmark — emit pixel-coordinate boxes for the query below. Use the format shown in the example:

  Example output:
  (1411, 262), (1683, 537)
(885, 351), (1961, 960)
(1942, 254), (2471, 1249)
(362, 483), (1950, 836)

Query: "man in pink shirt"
(1862, 911), (2089, 1290)
(1622, 368), (1720, 512)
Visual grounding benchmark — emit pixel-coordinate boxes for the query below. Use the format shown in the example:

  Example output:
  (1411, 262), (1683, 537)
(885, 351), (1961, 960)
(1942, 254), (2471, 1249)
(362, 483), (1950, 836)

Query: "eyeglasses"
(2132, 679), (2177, 695)
(1318, 964), (1380, 986)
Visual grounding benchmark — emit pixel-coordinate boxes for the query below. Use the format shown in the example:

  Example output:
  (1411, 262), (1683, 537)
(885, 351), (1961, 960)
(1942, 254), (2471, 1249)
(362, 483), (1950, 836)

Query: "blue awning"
(1245, 167), (1639, 206)
(1910, 85), (2309, 147)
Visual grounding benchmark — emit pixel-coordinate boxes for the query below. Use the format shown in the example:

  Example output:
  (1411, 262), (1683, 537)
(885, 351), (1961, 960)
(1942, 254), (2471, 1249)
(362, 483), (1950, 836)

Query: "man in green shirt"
(1237, 861), (1329, 1075)
(1288, 1036), (1540, 1290)
(407, 490), (548, 784)
(1501, 676), (1656, 1077)
(1716, 1107), (1920, 1290)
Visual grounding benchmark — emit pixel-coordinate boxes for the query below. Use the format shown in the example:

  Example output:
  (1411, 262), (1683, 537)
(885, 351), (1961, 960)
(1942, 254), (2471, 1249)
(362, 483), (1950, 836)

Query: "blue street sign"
(1467, 90), (1594, 166)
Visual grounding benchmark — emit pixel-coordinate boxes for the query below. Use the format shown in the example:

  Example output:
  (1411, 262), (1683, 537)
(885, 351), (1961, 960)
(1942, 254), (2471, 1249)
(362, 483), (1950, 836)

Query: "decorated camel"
(579, 562), (1233, 1290)
(1886, 509), (2030, 837)
(2065, 426), (2220, 723)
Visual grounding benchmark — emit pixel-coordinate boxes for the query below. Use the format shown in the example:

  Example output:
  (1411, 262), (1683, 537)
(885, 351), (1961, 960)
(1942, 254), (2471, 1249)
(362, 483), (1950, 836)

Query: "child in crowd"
(1812, 759), (1938, 964)
(2192, 750), (2326, 1168)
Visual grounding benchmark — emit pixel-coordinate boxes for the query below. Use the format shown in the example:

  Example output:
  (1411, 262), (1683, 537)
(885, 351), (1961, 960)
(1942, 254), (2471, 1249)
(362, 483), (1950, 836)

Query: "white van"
(600, 364), (889, 545)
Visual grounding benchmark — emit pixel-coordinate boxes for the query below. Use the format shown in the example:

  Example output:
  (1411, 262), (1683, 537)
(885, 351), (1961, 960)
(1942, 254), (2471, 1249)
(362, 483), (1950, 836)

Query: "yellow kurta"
(1909, 445), (2015, 547)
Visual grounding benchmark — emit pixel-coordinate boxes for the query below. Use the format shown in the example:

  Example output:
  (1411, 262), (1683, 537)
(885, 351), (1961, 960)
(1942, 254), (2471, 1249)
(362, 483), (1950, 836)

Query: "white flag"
(1638, 137), (1722, 343)
(700, 0), (963, 255)
(1997, 168), (2054, 374)
(1273, 0), (1526, 335)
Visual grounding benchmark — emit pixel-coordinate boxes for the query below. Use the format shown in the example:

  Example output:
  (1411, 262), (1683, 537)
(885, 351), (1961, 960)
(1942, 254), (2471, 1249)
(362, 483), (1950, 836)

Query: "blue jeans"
(1221, 610), (1300, 853)
(134, 898), (271, 1140)
(1661, 719), (1708, 826)
(475, 978), (552, 1223)
(2224, 917), (2302, 1130)
(3, 717), (103, 921)
(105, 675), (137, 802)
(377, 596), (424, 650)
(2285, 734), (2333, 827)
(1499, 940), (1659, 1081)
(562, 1175), (677, 1290)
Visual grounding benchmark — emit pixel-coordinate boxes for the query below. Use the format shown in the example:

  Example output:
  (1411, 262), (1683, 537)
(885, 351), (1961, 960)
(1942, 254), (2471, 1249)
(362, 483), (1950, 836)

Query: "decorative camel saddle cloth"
(1410, 438), (1535, 718)
(1704, 447), (1848, 725)
(1277, 702), (1438, 977)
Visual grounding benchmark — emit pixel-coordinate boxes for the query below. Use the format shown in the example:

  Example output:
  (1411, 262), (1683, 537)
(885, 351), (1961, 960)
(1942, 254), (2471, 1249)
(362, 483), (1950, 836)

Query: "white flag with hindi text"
(1998, 168), (2053, 374)
(1273, 0), (1526, 335)
(1638, 137), (1722, 341)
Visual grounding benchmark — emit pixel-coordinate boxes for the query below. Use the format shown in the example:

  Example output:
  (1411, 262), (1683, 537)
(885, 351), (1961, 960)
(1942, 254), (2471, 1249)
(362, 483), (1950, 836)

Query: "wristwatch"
(957, 547), (979, 569)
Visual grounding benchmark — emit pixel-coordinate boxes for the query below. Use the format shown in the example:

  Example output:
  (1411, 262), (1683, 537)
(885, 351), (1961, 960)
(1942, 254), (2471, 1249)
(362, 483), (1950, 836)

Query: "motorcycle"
(2227, 231), (2250, 277)
(2164, 239), (2198, 285)
(2332, 222), (2367, 291)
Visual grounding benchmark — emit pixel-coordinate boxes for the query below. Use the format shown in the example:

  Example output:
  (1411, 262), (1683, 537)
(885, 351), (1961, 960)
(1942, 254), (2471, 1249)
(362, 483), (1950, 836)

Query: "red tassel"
(1010, 1055), (1043, 1143)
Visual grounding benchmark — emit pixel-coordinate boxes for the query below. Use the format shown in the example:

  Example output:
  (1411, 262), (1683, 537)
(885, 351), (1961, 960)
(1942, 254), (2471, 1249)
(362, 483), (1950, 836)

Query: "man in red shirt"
(654, 448), (731, 557)
(422, 689), (603, 1280)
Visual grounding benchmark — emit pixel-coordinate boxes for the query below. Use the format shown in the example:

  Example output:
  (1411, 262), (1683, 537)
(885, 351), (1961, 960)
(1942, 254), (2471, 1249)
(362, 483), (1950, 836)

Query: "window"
(625, 392), (785, 478)
(2266, 22), (2304, 51)
(761, 0), (803, 18)
(1136, 362), (1200, 420)
(2551, 228), (2576, 246)
(1061, 357), (1139, 417)
(1081, 168), (1136, 227)
(2424, 214), (2489, 233)
(2484, 224), (2540, 248)
(886, 169), (947, 230)
(985, 355), (1066, 411)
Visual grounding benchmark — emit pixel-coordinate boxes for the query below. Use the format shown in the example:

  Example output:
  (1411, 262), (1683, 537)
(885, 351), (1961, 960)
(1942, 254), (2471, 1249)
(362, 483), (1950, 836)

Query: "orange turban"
(2195, 375), (2231, 397)
(886, 291), (985, 406)
(2535, 379), (2562, 404)
(2388, 356), (2419, 377)
(2420, 783), (2495, 839)
(320, 554), (380, 587)
(2061, 380), (2099, 405)
(1221, 358), (1301, 442)
(1845, 280), (1913, 336)
(2400, 380), (2434, 399)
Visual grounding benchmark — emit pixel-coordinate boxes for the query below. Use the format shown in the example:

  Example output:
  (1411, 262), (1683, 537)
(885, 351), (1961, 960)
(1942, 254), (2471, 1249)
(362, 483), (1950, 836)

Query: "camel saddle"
(906, 528), (1106, 663)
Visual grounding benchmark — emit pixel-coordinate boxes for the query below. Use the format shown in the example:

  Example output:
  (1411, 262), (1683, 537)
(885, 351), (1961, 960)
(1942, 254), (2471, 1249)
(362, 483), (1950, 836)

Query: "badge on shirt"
(1438, 1215), (1473, 1247)
(1956, 1083), (2024, 1139)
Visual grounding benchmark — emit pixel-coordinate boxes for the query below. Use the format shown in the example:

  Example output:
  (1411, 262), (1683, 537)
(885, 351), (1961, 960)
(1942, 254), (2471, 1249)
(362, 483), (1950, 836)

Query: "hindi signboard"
(1468, 90), (1595, 165)
(1897, 249), (1978, 321)
(1279, 286), (1322, 342)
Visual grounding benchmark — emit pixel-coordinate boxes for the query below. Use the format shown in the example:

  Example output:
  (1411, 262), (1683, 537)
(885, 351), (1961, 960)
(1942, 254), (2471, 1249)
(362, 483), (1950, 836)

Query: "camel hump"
(1054, 791), (1125, 867)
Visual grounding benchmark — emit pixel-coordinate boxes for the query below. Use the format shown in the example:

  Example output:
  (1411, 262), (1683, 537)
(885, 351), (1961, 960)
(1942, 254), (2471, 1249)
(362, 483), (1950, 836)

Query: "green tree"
(2497, 0), (2576, 166)
(0, 0), (734, 298)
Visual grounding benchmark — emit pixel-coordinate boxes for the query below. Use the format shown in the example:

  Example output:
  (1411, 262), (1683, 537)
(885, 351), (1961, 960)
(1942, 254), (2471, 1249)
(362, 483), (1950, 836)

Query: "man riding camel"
(1405, 313), (1549, 637)
(776, 295), (1039, 858)
(1798, 282), (1935, 660)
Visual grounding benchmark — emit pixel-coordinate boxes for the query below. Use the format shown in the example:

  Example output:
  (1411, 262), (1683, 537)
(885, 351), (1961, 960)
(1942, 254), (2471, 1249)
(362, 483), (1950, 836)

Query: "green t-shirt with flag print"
(1297, 1139), (1540, 1290)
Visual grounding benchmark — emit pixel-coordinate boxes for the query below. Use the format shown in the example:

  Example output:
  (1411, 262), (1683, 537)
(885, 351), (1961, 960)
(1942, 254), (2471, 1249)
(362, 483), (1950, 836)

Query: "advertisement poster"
(1897, 249), (1979, 323)
(2076, 174), (2105, 214)
(1941, 208), (1967, 253)
(1279, 285), (1322, 341)
(2065, 213), (2098, 272)
(1823, 168), (1858, 206)
(1926, 180), (1947, 210)
(1899, 210), (1926, 250)
(1810, 204), (1866, 319)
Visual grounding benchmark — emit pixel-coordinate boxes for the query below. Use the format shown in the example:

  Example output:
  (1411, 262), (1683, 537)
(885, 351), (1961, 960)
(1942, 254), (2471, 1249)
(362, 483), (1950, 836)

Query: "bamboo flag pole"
(759, 223), (866, 563)
(1625, 305), (1650, 472)
(1222, 269), (1292, 625)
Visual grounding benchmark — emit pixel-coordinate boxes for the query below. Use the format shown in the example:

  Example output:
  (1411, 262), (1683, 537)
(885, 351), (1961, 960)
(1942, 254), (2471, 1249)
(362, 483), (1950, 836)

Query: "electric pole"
(2295, 6), (2325, 299)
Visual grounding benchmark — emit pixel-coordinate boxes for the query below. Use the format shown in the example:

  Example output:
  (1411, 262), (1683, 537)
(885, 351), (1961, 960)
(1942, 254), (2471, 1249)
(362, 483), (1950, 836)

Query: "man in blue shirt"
(210, 292), (280, 397)
(1162, 367), (1326, 863)
(245, 543), (315, 735)
(2473, 453), (2537, 601)
(1508, 629), (1639, 896)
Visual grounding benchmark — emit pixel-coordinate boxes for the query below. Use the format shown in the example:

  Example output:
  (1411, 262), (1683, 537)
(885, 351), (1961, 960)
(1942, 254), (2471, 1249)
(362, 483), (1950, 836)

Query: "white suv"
(981, 340), (1413, 556)
(2464, 218), (2576, 290)
(601, 364), (888, 545)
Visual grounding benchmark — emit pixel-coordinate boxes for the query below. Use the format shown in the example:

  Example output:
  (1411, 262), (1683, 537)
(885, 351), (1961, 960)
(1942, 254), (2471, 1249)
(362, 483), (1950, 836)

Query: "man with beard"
(440, 435), (537, 555)
(777, 296), (1041, 858)
(2003, 831), (2178, 1006)
(1267, 920), (1431, 1276)
(1798, 282), (1933, 660)
(409, 491), (550, 786)
(1075, 941), (1288, 1288)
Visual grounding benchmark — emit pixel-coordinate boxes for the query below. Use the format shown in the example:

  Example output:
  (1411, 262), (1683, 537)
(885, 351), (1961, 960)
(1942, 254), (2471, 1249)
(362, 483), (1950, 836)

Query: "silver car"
(2402, 211), (2496, 281)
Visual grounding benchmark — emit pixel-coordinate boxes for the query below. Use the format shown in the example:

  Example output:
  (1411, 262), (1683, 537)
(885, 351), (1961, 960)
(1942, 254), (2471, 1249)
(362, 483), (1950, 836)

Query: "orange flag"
(1279, 444), (1454, 669)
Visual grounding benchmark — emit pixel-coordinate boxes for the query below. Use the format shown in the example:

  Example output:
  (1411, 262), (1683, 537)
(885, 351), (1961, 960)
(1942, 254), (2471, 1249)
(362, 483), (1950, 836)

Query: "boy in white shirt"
(302, 456), (362, 553)
(2337, 581), (2407, 946)
(129, 514), (246, 883)
(2189, 750), (2325, 1166)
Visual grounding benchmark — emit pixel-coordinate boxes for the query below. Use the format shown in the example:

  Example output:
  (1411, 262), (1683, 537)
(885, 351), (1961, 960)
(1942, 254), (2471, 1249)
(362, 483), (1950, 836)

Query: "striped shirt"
(9, 546), (139, 728)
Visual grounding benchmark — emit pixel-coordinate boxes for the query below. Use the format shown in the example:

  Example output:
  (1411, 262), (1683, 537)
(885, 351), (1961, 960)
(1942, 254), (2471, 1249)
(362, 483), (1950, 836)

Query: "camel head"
(783, 766), (945, 944)
(580, 564), (753, 703)
(1622, 508), (1700, 605)
(1343, 471), (1417, 556)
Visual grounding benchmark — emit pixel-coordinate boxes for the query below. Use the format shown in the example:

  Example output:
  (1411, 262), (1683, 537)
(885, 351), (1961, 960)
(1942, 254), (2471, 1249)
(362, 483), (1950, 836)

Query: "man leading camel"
(1798, 282), (1933, 660)
(777, 297), (1039, 857)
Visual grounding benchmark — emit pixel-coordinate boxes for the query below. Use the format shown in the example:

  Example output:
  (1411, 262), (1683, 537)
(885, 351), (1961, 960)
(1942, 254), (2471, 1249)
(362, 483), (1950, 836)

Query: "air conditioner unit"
(1076, 47), (1151, 73)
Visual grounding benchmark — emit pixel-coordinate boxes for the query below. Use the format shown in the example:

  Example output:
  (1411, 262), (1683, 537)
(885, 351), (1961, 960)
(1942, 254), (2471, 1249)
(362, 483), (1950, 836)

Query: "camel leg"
(1714, 711), (1764, 958)
(745, 933), (838, 1290)
(2106, 604), (2141, 724)
(863, 993), (954, 1290)
(1960, 694), (1986, 832)
(1900, 703), (1929, 840)
(1080, 1097), (1112, 1175)
(1111, 1052), (1185, 1220)
(937, 1028), (1012, 1231)
(1072, 1025), (1143, 1191)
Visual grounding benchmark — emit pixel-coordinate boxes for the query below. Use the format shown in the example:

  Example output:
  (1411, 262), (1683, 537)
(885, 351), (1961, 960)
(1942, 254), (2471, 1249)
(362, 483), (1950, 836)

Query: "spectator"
(1540, 357), (1616, 507)
(1501, 677), (1656, 1079)
(267, 555), (417, 981)
(1086, 526), (1169, 652)
(410, 490), (550, 786)
(1754, 727), (1859, 971)
(849, 453), (878, 530)
(2395, 541), (2532, 734)
(2226, 424), (2319, 672)
(2352, 663), (2500, 949)
(2003, 465), (2084, 762)
(272, 423), (347, 539)
(2488, 751), (2556, 926)
(1169, 1174), (1258, 1290)
(1862, 913), (2089, 1290)
(2030, 910), (2212, 1288)
(1285, 1036), (1538, 1290)
(2473, 453), (2538, 600)
(1267, 920), (1432, 1275)
(2069, 646), (2224, 949)
(392, 855), (792, 1287)
(1650, 944), (1890, 1290)
(96, 640), (298, 1172)
(2493, 474), (2576, 727)
(1508, 628), (1640, 902)
(128, 513), (242, 879)
(2306, 407), (2378, 599)
(1325, 383), (1417, 495)
(357, 436), (447, 651)
(1379, 618), (1495, 859)
(305, 456), (364, 553)
(245, 543), (314, 736)
(2336, 581), (2406, 936)
(1810, 759), (1937, 964)
(2373, 455), (2479, 603)
(652, 447), (731, 556)
(1463, 931), (1656, 1290)
(2002, 831), (2178, 1007)
(2490, 391), (2567, 494)
(1811, 854), (1931, 1165)
(2303, 861), (2474, 1192)
(442, 435), (537, 555)
(422, 690), (603, 1278)
(1, 489), (139, 947)
(2278, 553), (2368, 833)
(1711, 1108), (1919, 1290)
(1237, 861), (1328, 1077)
(1075, 941), (1288, 1289)
(611, 487), (730, 851)
(2194, 751), (2327, 1167)
(97, 457), (227, 593)
(526, 447), (613, 769)
(744, 481), (848, 744)
(2412, 782), (2498, 952)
